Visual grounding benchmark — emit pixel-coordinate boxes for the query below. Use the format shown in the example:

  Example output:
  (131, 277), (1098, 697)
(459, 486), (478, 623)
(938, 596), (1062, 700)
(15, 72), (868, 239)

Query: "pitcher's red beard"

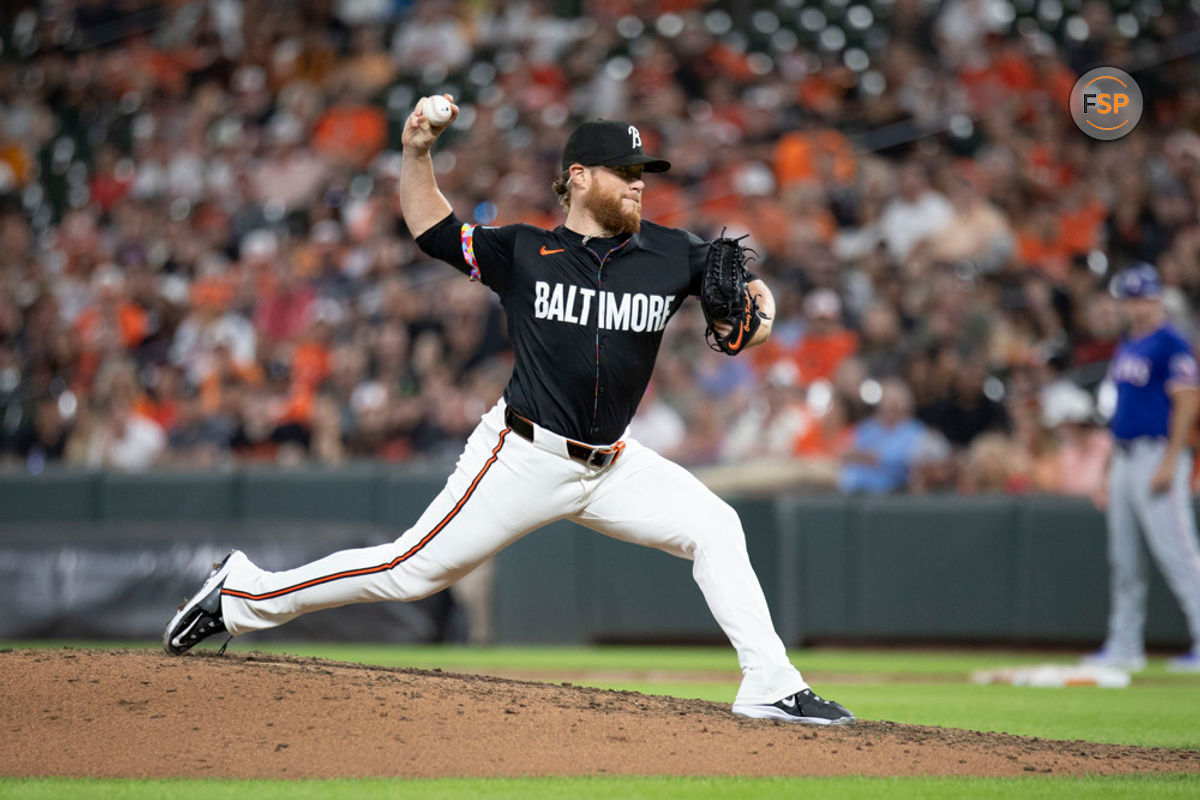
(585, 189), (642, 235)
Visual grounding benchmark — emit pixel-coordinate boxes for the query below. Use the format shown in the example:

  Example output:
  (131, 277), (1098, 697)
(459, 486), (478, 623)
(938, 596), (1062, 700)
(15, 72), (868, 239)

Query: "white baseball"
(423, 96), (453, 127)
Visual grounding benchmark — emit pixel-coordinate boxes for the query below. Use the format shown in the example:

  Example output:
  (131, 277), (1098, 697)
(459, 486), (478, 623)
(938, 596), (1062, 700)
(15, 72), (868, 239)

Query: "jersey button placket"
(587, 238), (629, 442)
(587, 242), (616, 442)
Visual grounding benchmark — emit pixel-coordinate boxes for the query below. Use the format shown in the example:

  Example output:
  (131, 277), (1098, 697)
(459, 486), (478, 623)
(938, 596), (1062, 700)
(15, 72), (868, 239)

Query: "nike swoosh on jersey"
(540, 246), (565, 255)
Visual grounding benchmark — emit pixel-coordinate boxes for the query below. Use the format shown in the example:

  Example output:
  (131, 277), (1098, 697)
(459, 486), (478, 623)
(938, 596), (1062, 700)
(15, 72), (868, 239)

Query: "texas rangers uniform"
(1100, 314), (1200, 663)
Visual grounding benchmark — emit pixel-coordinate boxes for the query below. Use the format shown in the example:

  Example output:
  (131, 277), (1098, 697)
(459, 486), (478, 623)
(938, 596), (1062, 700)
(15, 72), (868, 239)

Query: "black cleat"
(732, 688), (856, 725)
(162, 551), (242, 655)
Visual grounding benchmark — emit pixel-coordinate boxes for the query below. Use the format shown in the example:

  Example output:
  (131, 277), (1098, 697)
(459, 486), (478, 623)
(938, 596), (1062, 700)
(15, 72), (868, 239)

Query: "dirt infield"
(3, 648), (1199, 779)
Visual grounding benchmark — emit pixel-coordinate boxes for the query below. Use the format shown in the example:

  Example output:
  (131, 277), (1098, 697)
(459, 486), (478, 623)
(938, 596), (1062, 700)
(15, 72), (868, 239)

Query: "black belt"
(1115, 436), (1165, 453)
(504, 406), (624, 469)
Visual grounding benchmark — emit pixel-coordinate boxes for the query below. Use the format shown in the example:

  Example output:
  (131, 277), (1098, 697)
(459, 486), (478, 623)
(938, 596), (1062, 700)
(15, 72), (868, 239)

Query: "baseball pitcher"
(163, 98), (855, 724)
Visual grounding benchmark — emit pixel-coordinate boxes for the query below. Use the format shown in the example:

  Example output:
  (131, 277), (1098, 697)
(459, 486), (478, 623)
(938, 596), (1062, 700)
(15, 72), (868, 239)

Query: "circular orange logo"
(1069, 67), (1143, 141)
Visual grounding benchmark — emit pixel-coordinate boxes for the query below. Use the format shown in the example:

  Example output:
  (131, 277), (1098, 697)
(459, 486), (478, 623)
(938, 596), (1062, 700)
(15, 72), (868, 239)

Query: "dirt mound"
(2, 648), (1198, 779)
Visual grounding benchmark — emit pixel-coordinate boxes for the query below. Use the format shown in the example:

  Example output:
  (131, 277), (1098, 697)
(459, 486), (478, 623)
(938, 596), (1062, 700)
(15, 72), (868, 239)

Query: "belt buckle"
(586, 440), (624, 468)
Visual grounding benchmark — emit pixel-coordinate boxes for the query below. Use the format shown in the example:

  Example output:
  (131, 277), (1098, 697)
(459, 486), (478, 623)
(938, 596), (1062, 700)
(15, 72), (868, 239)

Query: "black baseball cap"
(561, 120), (671, 173)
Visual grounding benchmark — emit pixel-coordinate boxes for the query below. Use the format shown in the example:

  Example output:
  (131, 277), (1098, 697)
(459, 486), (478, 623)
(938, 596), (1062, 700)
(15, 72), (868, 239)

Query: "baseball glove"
(701, 232), (763, 355)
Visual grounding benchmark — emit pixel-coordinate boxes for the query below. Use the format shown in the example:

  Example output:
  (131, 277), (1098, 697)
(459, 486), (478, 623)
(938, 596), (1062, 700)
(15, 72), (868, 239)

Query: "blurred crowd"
(1, 0), (1199, 495)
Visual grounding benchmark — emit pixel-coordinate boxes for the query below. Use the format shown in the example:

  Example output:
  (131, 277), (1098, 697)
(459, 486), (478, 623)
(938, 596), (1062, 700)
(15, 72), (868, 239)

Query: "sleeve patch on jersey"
(1169, 352), (1199, 387)
(460, 224), (480, 282)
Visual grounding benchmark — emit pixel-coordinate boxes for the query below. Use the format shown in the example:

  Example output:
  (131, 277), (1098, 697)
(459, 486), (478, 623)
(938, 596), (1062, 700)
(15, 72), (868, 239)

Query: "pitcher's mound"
(2, 648), (1198, 779)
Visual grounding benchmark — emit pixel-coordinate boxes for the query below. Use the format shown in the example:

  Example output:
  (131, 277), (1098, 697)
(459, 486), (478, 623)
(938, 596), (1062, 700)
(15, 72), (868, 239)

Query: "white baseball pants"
(219, 400), (807, 705)
(1104, 438), (1200, 655)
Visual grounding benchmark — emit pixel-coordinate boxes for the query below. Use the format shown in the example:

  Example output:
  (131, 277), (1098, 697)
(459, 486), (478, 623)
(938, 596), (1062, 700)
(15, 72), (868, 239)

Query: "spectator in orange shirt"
(753, 289), (859, 386)
(134, 364), (184, 432)
(1017, 204), (1071, 280)
(773, 127), (856, 189)
(290, 312), (335, 400)
(74, 266), (148, 388)
(1056, 189), (1106, 258)
(75, 266), (148, 353)
(769, 289), (859, 385)
(793, 384), (854, 460)
(312, 94), (387, 168)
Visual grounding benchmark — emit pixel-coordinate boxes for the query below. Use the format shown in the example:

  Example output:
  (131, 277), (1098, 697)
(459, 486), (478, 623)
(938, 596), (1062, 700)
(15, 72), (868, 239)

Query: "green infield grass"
(4, 642), (1199, 798)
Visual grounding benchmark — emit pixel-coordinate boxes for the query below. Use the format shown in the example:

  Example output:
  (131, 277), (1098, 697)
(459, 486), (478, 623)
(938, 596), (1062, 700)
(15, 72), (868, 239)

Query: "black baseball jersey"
(415, 212), (709, 444)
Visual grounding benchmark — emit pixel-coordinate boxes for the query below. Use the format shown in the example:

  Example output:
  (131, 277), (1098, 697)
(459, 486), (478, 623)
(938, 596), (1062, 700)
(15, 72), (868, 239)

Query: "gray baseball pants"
(1105, 438), (1200, 655)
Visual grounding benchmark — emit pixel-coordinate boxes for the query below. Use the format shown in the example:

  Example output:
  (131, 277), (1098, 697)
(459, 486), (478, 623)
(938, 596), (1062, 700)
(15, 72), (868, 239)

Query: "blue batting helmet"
(1110, 262), (1162, 299)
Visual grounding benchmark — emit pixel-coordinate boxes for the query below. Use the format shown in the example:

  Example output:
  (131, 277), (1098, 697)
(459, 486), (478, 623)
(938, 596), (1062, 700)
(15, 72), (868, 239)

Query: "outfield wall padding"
(0, 470), (1190, 646)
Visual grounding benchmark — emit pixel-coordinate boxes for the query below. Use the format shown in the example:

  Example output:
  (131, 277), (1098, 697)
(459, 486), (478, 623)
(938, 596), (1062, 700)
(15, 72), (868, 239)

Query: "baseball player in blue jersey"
(1084, 263), (1200, 672)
